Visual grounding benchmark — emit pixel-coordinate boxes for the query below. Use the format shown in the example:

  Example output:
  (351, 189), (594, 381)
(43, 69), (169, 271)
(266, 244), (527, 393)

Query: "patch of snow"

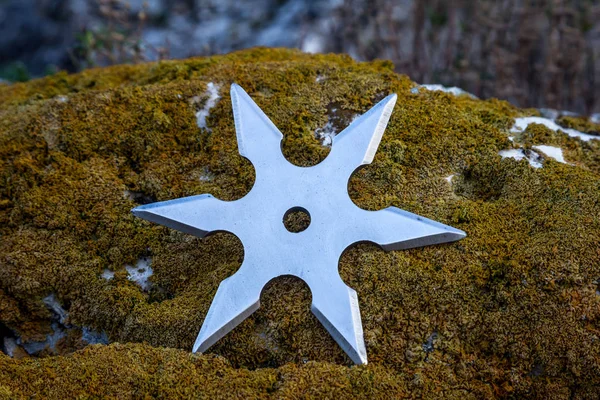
(256, 331), (280, 353)
(315, 120), (337, 147)
(499, 149), (543, 168)
(81, 327), (109, 345)
(43, 294), (68, 324)
(533, 145), (566, 164)
(591, 114), (600, 124)
(101, 269), (115, 280)
(126, 257), (153, 291)
(198, 167), (213, 182)
(55, 95), (68, 103)
(3, 337), (18, 357)
(417, 84), (477, 98)
(444, 175), (455, 183)
(195, 82), (221, 130)
(316, 74), (326, 83)
(4, 295), (112, 357)
(19, 322), (66, 355)
(511, 117), (597, 142)
(4, 294), (70, 356)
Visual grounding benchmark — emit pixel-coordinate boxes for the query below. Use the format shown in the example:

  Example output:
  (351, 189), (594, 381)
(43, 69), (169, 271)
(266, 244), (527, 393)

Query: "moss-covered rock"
(1, 48), (599, 398)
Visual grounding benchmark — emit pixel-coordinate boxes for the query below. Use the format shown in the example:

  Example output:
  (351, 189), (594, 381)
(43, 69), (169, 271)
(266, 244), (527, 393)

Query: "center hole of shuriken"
(283, 207), (311, 233)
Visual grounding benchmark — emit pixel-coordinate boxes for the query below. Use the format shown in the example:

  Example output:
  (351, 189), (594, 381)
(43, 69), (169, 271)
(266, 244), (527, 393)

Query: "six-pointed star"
(132, 84), (466, 364)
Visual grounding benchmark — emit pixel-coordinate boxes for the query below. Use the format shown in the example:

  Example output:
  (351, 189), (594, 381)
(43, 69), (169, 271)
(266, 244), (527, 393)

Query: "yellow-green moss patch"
(1, 48), (600, 398)
(556, 115), (600, 136)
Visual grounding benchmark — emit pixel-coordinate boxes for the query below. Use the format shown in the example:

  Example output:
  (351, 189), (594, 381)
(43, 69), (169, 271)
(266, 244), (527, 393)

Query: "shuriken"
(132, 84), (466, 364)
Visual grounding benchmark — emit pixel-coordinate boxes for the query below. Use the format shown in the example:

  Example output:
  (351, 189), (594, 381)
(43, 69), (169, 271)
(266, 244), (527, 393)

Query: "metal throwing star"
(132, 84), (466, 364)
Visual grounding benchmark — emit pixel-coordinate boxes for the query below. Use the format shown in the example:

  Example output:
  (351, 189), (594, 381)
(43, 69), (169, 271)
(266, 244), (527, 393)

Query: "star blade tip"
(340, 332), (368, 365)
(192, 334), (208, 354)
(350, 348), (368, 365)
(448, 228), (467, 241)
(431, 224), (467, 245)
(455, 228), (467, 238)
(383, 92), (397, 105)
(192, 322), (219, 354)
(130, 202), (162, 218)
(131, 206), (148, 218)
(310, 282), (368, 365)
(372, 93), (397, 114)
(340, 334), (369, 365)
(428, 226), (467, 247)
(230, 82), (243, 95)
(191, 341), (201, 353)
(440, 223), (467, 241)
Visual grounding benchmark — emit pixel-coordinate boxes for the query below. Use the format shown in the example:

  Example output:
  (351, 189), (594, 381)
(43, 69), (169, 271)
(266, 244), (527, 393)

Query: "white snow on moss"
(591, 113), (600, 124)
(19, 322), (66, 355)
(101, 269), (115, 280)
(506, 112), (598, 167)
(8, 294), (70, 355)
(198, 167), (213, 182)
(3, 337), (18, 357)
(43, 294), (68, 324)
(315, 120), (336, 147)
(413, 84), (477, 98)
(81, 327), (109, 345)
(511, 117), (597, 142)
(499, 149), (543, 168)
(533, 145), (566, 164)
(444, 174), (455, 183)
(195, 82), (221, 130)
(2, 294), (112, 357)
(126, 257), (153, 291)
(188, 167), (213, 182)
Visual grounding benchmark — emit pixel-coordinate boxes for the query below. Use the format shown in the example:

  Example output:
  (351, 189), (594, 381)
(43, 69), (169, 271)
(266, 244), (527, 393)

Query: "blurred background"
(0, 0), (599, 114)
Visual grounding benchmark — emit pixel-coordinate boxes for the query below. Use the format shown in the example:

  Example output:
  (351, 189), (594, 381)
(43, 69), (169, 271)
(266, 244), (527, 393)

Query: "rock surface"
(1, 48), (600, 398)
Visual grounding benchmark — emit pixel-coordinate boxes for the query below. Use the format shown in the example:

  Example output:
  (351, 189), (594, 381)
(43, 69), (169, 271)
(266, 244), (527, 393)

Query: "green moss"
(556, 115), (600, 136)
(1, 48), (600, 398)
(0, 343), (413, 399)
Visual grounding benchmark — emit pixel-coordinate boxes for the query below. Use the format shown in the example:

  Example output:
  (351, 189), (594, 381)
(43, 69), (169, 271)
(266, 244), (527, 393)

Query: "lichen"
(1, 48), (599, 398)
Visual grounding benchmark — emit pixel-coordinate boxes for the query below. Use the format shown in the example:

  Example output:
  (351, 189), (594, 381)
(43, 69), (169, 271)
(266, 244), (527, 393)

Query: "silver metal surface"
(132, 84), (466, 364)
